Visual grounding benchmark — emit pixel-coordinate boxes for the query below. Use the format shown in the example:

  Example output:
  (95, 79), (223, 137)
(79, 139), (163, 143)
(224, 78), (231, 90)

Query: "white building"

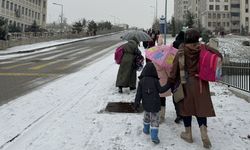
(241, 0), (250, 33)
(0, 0), (47, 31)
(174, 0), (189, 22)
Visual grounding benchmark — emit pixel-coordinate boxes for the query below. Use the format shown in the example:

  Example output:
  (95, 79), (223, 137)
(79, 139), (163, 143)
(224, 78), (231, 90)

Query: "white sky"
(47, 0), (174, 29)
(0, 36), (249, 149)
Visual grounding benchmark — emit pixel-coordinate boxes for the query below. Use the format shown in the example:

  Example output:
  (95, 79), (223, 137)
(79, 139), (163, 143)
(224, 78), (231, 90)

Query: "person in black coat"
(134, 62), (172, 144)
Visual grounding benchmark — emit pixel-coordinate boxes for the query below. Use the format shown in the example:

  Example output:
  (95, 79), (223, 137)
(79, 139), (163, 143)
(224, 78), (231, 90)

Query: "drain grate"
(105, 102), (143, 113)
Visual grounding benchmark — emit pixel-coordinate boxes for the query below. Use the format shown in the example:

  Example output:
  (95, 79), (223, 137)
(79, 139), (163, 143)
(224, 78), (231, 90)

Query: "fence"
(221, 57), (250, 93)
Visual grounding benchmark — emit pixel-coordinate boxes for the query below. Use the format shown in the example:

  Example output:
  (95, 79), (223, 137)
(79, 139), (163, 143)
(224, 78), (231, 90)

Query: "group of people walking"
(115, 28), (222, 149)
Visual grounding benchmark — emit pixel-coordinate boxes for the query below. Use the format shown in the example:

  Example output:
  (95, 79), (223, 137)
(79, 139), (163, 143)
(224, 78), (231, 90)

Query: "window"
(217, 14), (221, 19)
(208, 13), (212, 18)
(227, 22), (229, 26)
(231, 4), (240, 8)
(6, 1), (9, 9)
(29, 9), (31, 17)
(224, 5), (228, 11)
(14, 4), (17, 11)
(246, 0), (248, 4)
(208, 22), (212, 27)
(209, 5), (214, 10)
(38, 13), (40, 19)
(2, 0), (5, 8)
(224, 0), (228, 2)
(246, 8), (248, 13)
(43, 0), (46, 8)
(216, 5), (220, 10)
(43, 14), (46, 21)
(25, 8), (28, 15)
(22, 7), (24, 14)
(223, 13), (225, 18)
(246, 17), (249, 22)
(213, 13), (216, 18)
(32, 11), (34, 18)
(10, 2), (13, 10)
(213, 22), (216, 27)
(209, 0), (213, 2)
(216, 0), (220, 2)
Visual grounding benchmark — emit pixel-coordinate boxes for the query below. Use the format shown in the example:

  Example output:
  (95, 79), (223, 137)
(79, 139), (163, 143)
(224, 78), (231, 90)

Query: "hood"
(138, 62), (159, 79)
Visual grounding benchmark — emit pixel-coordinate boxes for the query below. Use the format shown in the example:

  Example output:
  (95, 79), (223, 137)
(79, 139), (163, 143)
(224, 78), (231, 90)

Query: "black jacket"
(134, 62), (171, 112)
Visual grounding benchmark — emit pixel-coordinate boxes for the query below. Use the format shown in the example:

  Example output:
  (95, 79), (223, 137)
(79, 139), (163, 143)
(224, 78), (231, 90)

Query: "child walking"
(134, 62), (172, 144)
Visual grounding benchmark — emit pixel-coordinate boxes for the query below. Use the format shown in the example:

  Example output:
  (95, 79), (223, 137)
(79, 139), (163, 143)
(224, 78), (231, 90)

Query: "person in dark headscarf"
(116, 36), (141, 93)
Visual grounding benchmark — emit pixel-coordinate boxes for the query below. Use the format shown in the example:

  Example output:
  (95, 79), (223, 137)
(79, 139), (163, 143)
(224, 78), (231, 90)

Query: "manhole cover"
(105, 102), (143, 113)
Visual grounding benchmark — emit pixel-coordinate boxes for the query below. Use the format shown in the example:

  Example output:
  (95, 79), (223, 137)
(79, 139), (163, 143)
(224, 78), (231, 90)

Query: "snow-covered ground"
(0, 36), (250, 150)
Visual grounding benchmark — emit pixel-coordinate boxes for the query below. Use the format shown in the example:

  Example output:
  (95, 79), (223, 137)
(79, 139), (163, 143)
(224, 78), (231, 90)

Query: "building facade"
(241, 0), (250, 33)
(0, 0), (47, 31)
(174, 0), (189, 22)
(174, 0), (249, 34)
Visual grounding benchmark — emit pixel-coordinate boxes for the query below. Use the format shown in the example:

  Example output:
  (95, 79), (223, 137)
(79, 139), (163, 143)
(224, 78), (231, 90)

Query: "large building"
(0, 0), (47, 31)
(174, 0), (189, 22)
(174, 0), (250, 34)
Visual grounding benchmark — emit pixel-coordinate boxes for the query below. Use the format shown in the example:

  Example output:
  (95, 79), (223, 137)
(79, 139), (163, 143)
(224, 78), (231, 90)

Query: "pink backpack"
(114, 45), (124, 64)
(199, 44), (222, 82)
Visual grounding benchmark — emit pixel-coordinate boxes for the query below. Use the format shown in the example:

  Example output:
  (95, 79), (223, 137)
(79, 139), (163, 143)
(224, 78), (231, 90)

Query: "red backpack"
(199, 44), (222, 82)
(114, 45), (124, 64)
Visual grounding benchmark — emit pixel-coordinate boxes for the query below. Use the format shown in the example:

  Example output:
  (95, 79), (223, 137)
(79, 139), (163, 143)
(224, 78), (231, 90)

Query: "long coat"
(134, 63), (171, 112)
(168, 45), (216, 117)
(116, 39), (139, 88)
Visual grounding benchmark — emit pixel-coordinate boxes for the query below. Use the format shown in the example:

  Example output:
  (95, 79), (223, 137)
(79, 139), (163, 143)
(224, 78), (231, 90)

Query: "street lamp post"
(52, 2), (63, 33)
(164, 0), (167, 44)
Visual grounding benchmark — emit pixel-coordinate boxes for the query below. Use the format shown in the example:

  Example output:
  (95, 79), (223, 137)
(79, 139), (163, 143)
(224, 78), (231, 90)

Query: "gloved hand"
(132, 102), (139, 112)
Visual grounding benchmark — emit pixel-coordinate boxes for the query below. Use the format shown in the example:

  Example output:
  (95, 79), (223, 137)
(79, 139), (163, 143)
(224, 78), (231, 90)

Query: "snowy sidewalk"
(0, 43), (249, 150)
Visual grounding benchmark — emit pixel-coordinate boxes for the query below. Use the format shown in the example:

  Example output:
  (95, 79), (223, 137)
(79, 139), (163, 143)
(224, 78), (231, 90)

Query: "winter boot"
(200, 125), (212, 148)
(180, 127), (193, 143)
(150, 127), (160, 144)
(160, 106), (165, 123)
(118, 87), (123, 93)
(143, 122), (150, 135)
(174, 116), (182, 124)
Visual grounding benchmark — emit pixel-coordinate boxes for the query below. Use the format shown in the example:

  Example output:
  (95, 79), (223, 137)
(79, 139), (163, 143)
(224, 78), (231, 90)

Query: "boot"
(118, 87), (123, 93)
(143, 122), (150, 135)
(160, 106), (165, 123)
(150, 128), (160, 144)
(180, 127), (193, 143)
(200, 125), (212, 148)
(174, 116), (182, 124)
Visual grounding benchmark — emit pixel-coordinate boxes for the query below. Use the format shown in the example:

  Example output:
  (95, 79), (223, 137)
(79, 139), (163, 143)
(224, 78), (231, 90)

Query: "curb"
(229, 87), (250, 103)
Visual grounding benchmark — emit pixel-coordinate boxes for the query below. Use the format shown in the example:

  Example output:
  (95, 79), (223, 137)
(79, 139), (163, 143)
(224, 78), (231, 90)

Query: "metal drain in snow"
(105, 102), (143, 113)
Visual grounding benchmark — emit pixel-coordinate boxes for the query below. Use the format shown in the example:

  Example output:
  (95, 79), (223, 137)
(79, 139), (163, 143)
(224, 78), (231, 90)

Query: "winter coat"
(167, 44), (216, 117)
(134, 62), (171, 113)
(153, 62), (171, 97)
(116, 38), (140, 88)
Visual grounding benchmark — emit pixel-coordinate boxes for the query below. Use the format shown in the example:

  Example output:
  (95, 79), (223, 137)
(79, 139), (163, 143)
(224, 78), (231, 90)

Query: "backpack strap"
(178, 44), (186, 84)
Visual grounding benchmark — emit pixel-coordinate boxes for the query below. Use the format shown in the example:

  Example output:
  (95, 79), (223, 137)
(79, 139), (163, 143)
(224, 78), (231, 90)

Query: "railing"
(221, 57), (250, 93)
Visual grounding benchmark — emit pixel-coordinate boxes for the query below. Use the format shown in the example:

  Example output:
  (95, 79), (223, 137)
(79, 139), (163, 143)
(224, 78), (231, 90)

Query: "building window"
(217, 14), (221, 19)
(208, 13), (212, 18)
(208, 22), (212, 27)
(246, 17), (249, 22)
(223, 13), (225, 18)
(209, 5), (214, 10)
(213, 13), (216, 18)
(22, 7), (24, 14)
(29, 9), (31, 17)
(6, 1), (9, 9)
(224, 5), (228, 11)
(213, 22), (216, 27)
(43, 0), (46, 8)
(14, 4), (17, 11)
(32, 11), (34, 18)
(216, 5), (220, 10)
(10, 2), (13, 10)
(2, 0), (5, 8)
(216, 0), (220, 2)
(246, 8), (249, 13)
(43, 14), (46, 22)
(224, 0), (228, 2)
(38, 13), (40, 19)
(25, 8), (28, 15)
(209, 0), (213, 2)
(246, 0), (248, 4)
(227, 22), (229, 26)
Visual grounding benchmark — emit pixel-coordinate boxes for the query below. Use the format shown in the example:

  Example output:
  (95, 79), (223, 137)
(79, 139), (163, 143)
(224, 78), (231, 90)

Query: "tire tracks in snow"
(0, 47), (119, 149)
